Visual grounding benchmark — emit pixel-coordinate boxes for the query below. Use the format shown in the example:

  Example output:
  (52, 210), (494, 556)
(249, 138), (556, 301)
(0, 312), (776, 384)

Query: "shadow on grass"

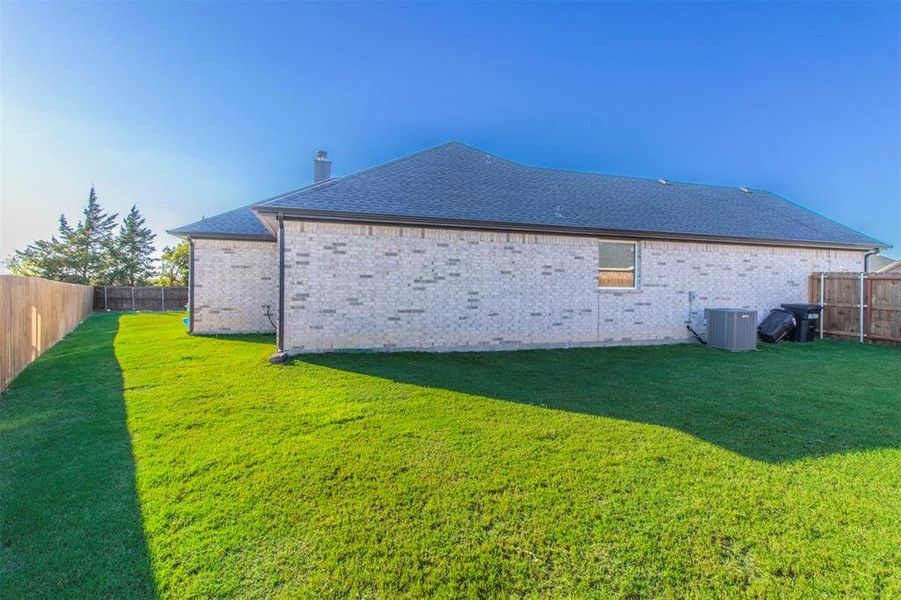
(0, 313), (155, 598)
(299, 342), (901, 463)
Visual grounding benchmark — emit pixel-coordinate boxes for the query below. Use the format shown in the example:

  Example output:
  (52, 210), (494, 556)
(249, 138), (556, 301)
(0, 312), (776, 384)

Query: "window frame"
(597, 239), (640, 291)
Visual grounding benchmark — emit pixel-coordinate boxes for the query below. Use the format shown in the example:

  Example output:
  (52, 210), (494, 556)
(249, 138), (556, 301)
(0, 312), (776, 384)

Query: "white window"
(598, 241), (638, 289)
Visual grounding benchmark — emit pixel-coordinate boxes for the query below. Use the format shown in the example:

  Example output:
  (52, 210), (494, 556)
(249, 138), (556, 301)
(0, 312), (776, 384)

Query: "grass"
(1, 312), (899, 597)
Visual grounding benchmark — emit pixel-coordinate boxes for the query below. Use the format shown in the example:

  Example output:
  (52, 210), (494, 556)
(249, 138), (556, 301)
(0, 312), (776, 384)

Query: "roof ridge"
(516, 159), (768, 194)
(438, 141), (762, 193)
(254, 141), (465, 208)
(261, 140), (772, 200)
(429, 141), (777, 195)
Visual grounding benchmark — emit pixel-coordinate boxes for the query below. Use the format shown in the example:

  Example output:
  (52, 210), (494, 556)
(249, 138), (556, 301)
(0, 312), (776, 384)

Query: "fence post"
(819, 272), (824, 340)
(132, 287), (136, 312)
(864, 274), (873, 343)
(858, 272), (864, 343)
(161, 286), (165, 311)
(104, 286), (108, 311)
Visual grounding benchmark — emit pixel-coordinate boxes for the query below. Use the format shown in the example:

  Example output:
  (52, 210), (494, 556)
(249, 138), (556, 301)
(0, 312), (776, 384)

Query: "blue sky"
(2, 1), (899, 259)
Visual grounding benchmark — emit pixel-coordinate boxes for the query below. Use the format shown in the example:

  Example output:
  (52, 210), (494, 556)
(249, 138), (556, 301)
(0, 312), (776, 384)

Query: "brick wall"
(192, 239), (277, 334)
(280, 221), (863, 353)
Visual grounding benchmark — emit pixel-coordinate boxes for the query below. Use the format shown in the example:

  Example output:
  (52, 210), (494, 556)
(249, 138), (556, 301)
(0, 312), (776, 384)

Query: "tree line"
(6, 186), (189, 286)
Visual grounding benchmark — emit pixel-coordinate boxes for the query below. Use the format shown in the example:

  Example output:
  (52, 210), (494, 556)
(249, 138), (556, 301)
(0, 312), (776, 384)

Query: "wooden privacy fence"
(809, 272), (901, 344)
(94, 286), (188, 312)
(1, 276), (94, 391)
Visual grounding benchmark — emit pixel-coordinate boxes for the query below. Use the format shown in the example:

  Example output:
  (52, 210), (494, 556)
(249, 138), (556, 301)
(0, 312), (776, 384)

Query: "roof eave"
(165, 229), (275, 242)
(251, 206), (887, 251)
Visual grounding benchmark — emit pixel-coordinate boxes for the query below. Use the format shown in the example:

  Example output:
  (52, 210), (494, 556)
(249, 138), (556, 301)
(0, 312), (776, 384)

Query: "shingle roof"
(869, 254), (901, 272)
(173, 141), (885, 248)
(168, 203), (272, 239)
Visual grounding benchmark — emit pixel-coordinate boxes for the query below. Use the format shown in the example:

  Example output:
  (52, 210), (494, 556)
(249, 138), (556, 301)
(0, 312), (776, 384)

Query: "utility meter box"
(704, 308), (758, 351)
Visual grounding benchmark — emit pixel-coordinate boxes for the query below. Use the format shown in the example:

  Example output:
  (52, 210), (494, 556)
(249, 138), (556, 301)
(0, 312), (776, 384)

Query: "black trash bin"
(780, 303), (823, 342)
(758, 309), (797, 343)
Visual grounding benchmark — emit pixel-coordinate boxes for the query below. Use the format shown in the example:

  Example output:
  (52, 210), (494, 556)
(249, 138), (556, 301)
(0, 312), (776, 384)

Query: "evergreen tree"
(53, 215), (78, 280)
(157, 242), (190, 286)
(113, 205), (157, 286)
(64, 186), (119, 284)
(8, 216), (75, 281)
(6, 186), (119, 284)
(57, 214), (73, 239)
(8, 237), (65, 280)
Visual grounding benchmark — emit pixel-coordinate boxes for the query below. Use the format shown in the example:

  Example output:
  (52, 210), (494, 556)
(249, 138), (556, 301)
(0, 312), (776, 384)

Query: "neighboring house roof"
(867, 254), (894, 272)
(872, 256), (901, 273)
(168, 204), (272, 240)
(171, 141), (886, 249)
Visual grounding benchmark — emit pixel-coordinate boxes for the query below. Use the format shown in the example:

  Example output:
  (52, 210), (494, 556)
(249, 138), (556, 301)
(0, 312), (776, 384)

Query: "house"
(169, 142), (887, 358)
(868, 254), (901, 273)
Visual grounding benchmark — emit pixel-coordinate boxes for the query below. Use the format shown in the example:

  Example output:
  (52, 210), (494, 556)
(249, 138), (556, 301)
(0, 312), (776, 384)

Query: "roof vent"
(657, 178), (671, 185)
(739, 186), (752, 193)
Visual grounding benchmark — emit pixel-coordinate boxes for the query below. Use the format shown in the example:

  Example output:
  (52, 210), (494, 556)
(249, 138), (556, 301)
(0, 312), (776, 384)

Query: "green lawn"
(2, 312), (899, 597)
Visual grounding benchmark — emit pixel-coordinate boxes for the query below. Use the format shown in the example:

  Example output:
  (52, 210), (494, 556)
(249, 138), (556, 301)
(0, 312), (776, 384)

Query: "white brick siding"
(281, 220), (863, 353)
(192, 239), (277, 334)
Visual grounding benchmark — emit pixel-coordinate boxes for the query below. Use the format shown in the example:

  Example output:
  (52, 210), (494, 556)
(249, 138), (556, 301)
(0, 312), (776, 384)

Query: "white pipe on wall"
(858, 272), (865, 343)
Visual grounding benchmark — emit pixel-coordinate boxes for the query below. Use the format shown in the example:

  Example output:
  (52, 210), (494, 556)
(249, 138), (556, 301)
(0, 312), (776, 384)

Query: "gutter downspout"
(269, 213), (288, 363)
(188, 238), (195, 334)
(859, 250), (880, 343)
(864, 248), (880, 272)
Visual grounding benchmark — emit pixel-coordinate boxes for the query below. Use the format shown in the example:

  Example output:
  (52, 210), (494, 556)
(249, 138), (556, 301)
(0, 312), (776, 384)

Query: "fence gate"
(809, 272), (901, 344)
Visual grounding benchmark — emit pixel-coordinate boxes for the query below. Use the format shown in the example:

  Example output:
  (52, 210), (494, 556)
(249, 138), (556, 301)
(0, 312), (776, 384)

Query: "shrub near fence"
(1, 275), (94, 391)
(94, 286), (189, 312)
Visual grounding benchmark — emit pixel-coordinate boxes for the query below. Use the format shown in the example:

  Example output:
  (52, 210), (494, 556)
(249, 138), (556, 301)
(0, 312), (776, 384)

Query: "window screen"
(598, 242), (637, 288)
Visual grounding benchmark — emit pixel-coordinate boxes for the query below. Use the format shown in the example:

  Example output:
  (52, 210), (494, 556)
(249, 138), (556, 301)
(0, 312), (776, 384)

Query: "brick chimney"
(313, 150), (332, 183)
